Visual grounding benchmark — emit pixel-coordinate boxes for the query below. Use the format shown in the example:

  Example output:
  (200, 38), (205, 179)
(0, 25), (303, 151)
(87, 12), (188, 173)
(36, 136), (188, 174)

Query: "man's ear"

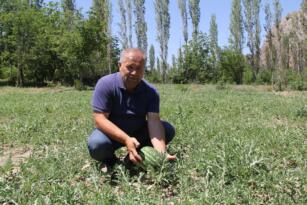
(118, 62), (121, 67)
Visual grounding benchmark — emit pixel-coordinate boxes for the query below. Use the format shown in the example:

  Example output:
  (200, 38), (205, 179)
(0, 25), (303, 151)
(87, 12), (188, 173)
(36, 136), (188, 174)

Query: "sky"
(47, 0), (303, 62)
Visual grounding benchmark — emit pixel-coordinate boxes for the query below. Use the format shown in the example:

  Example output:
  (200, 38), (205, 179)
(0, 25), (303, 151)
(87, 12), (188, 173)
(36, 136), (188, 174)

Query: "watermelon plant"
(0, 85), (306, 204)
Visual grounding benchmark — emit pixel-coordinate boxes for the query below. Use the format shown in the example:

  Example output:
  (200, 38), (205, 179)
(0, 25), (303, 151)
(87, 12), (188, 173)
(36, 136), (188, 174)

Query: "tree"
(134, 0), (147, 53)
(118, 0), (128, 49)
(155, 0), (170, 82)
(220, 48), (246, 84)
(209, 14), (219, 64)
(189, 0), (200, 40)
(149, 45), (155, 70)
(92, 0), (113, 74)
(272, 0), (284, 90)
(302, 0), (307, 29)
(29, 0), (43, 9)
(62, 0), (74, 11)
(301, 0), (307, 69)
(177, 0), (188, 44)
(172, 54), (177, 70)
(181, 32), (213, 83)
(243, 0), (261, 80)
(264, 0), (274, 72)
(229, 0), (244, 54)
(62, 0), (75, 31)
(106, 1), (113, 74)
(127, 0), (133, 47)
(156, 57), (160, 74)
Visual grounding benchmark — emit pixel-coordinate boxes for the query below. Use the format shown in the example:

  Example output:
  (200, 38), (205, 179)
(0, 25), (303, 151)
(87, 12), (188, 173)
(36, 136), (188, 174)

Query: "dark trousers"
(87, 121), (175, 165)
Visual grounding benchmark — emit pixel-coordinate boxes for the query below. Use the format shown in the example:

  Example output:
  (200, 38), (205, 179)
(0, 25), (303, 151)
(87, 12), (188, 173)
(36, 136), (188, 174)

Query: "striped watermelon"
(137, 146), (166, 170)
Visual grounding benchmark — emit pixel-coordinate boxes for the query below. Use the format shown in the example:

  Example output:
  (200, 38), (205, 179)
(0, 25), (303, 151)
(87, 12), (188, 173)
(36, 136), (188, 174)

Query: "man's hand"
(166, 153), (176, 161)
(125, 137), (142, 164)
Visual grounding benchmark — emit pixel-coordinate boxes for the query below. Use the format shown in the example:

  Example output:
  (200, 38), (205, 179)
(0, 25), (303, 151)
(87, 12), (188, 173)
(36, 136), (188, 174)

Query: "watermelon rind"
(137, 146), (166, 170)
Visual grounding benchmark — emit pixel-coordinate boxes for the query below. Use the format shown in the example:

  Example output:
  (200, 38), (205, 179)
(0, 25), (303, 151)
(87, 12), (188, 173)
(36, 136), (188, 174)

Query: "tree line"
(0, 0), (306, 90)
(0, 0), (119, 87)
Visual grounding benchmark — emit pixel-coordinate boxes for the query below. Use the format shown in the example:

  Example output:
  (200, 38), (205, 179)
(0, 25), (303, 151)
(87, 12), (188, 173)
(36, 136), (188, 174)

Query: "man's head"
(118, 48), (146, 91)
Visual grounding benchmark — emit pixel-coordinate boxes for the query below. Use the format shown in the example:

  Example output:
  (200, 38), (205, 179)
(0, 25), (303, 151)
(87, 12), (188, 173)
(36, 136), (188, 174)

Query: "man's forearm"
(148, 119), (166, 152)
(95, 115), (130, 145)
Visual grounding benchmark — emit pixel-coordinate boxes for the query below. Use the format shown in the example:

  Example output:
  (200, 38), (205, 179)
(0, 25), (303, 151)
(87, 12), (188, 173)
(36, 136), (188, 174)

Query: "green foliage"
(209, 14), (219, 65)
(145, 69), (162, 83)
(256, 68), (272, 84)
(177, 0), (188, 44)
(287, 70), (307, 91)
(220, 49), (246, 84)
(155, 0), (170, 82)
(243, 65), (254, 84)
(149, 45), (155, 70)
(134, 0), (147, 53)
(229, 0), (244, 53)
(171, 32), (214, 83)
(189, 0), (200, 40)
(296, 105), (307, 118)
(0, 66), (17, 85)
(0, 0), (119, 87)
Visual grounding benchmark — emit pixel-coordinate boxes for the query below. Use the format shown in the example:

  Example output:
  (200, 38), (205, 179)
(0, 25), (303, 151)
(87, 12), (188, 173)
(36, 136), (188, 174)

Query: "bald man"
(88, 48), (175, 168)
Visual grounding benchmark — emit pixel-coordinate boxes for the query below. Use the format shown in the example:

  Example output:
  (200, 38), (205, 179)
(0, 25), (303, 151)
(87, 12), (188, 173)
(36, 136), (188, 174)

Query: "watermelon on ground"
(137, 146), (166, 170)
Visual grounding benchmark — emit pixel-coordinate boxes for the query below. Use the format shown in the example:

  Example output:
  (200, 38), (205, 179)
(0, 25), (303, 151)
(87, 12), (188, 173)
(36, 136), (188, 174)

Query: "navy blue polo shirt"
(92, 72), (160, 135)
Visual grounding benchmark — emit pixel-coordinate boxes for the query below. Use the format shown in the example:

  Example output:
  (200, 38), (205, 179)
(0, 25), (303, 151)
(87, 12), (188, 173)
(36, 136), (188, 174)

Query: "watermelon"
(137, 146), (166, 170)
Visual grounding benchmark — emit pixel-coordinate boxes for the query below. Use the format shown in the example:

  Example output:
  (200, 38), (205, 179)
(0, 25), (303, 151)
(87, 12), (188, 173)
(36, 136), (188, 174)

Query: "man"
(87, 48), (175, 168)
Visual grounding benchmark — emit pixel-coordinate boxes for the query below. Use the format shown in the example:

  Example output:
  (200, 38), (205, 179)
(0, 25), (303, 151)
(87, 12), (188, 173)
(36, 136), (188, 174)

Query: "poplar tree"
(210, 14), (219, 63)
(127, 0), (133, 47)
(29, 0), (43, 9)
(62, 0), (75, 30)
(118, 0), (128, 49)
(177, 0), (188, 44)
(106, 1), (113, 74)
(273, 0), (284, 90)
(157, 57), (160, 74)
(172, 54), (176, 70)
(92, 0), (113, 74)
(229, 0), (244, 54)
(243, 0), (261, 80)
(149, 45), (155, 70)
(264, 0), (274, 71)
(189, 0), (200, 40)
(155, 0), (170, 82)
(134, 0), (147, 54)
(301, 0), (307, 68)
(62, 0), (75, 11)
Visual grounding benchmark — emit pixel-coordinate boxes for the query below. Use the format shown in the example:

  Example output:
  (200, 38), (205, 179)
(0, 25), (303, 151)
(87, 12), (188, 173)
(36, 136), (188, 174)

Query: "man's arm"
(147, 112), (176, 160)
(147, 112), (166, 152)
(93, 112), (142, 163)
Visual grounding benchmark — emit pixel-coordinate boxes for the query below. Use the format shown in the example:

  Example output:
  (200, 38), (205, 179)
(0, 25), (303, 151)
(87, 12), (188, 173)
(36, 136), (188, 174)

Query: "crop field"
(0, 85), (306, 204)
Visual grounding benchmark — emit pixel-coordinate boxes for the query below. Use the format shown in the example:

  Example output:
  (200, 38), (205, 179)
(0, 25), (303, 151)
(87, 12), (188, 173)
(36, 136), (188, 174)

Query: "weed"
(0, 85), (306, 204)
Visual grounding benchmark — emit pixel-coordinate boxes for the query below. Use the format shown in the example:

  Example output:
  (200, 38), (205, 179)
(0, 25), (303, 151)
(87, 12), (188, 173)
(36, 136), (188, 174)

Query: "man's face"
(119, 51), (145, 90)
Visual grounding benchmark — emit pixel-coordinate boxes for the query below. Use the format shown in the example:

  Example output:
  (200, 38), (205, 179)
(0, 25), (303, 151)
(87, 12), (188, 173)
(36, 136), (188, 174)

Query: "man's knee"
(87, 129), (115, 162)
(162, 121), (175, 144)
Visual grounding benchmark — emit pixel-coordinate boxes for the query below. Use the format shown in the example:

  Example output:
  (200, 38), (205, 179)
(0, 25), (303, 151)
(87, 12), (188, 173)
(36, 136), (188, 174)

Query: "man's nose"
(130, 69), (137, 75)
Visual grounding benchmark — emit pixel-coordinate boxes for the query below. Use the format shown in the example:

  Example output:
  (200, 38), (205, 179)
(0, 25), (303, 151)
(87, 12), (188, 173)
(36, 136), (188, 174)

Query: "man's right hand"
(125, 137), (142, 164)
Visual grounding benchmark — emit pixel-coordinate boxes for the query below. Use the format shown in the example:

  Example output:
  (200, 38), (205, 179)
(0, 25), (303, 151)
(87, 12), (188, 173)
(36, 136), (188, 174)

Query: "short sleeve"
(147, 87), (160, 113)
(91, 78), (113, 113)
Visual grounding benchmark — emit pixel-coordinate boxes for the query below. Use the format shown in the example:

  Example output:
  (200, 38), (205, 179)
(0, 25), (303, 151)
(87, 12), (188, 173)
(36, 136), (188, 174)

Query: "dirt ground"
(0, 144), (32, 173)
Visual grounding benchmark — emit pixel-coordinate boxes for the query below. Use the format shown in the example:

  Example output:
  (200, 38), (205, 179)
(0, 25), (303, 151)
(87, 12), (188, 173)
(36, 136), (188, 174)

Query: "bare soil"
(0, 144), (32, 173)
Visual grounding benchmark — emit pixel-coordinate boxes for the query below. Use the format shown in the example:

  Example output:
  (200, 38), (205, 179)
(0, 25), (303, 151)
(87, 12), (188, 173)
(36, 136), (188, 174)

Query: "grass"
(0, 84), (306, 204)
